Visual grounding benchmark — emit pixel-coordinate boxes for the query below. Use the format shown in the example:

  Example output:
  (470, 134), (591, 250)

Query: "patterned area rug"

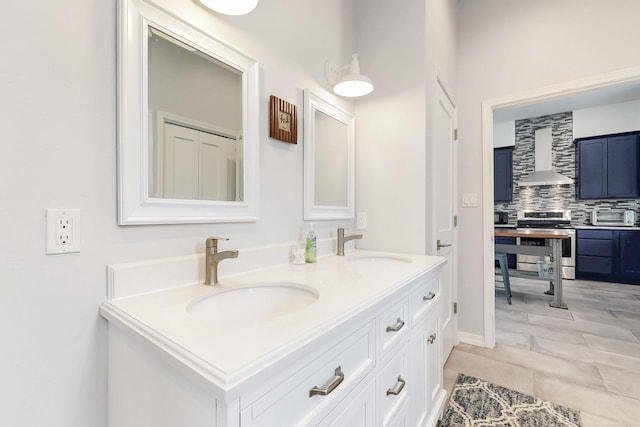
(440, 373), (582, 427)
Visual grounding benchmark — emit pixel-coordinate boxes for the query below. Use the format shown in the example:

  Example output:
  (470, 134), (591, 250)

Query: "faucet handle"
(206, 236), (229, 248)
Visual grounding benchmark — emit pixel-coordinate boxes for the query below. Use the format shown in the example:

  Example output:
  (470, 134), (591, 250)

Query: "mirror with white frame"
(303, 90), (355, 220)
(117, 0), (259, 224)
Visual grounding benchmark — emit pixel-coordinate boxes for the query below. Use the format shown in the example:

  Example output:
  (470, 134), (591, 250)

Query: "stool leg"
(498, 255), (512, 304)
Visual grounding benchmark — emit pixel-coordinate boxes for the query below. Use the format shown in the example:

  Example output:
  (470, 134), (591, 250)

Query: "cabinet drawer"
(379, 297), (409, 356)
(379, 343), (409, 426)
(578, 239), (613, 257)
(577, 229), (613, 240)
(241, 321), (375, 427)
(409, 276), (440, 328)
(578, 256), (612, 275)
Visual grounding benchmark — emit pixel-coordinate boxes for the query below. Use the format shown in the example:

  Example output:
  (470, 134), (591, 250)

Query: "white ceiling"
(493, 80), (640, 123)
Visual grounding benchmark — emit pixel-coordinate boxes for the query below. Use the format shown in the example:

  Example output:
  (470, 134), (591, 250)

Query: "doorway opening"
(481, 66), (640, 346)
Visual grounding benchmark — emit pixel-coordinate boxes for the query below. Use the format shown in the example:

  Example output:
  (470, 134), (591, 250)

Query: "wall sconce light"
(325, 54), (374, 98)
(198, 0), (258, 15)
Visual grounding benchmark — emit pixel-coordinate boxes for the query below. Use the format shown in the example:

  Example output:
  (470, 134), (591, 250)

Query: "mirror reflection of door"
(162, 122), (238, 201)
(147, 26), (242, 201)
(314, 110), (349, 207)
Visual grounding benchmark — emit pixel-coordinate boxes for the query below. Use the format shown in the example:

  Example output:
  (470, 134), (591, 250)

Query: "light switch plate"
(46, 209), (81, 254)
(356, 212), (367, 230)
(461, 193), (478, 207)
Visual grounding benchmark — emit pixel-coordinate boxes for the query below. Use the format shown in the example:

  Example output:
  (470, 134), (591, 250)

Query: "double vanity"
(100, 249), (447, 426)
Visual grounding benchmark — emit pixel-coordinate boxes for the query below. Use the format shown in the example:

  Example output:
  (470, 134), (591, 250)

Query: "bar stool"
(495, 252), (512, 304)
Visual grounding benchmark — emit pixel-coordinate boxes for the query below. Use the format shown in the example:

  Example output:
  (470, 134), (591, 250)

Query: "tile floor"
(443, 276), (640, 427)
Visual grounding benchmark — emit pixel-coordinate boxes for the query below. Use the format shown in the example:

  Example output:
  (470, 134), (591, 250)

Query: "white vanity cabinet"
(102, 253), (447, 427)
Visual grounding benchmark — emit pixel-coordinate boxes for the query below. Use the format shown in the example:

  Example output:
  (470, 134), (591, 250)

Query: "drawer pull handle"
(428, 333), (437, 344)
(423, 291), (436, 301)
(386, 318), (405, 333)
(386, 376), (406, 396)
(309, 366), (344, 397)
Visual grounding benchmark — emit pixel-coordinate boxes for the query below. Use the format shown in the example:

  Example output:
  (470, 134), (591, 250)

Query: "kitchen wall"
(495, 111), (640, 226)
(457, 0), (640, 339)
(1, 1), (359, 426)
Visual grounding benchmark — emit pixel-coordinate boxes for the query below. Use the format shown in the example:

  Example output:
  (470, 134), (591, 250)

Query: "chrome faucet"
(204, 237), (239, 285)
(337, 227), (363, 256)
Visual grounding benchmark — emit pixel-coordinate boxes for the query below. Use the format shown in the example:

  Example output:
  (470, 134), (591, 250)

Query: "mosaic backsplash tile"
(494, 111), (640, 226)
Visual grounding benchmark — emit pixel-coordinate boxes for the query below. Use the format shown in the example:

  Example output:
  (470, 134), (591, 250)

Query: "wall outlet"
(46, 209), (81, 254)
(356, 212), (367, 230)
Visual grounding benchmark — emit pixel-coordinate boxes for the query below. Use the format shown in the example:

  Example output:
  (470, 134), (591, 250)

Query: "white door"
(163, 123), (231, 200)
(433, 81), (458, 361)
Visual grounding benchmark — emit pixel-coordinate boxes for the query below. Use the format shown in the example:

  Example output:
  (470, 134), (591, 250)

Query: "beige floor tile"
(468, 343), (606, 390)
(526, 312), (639, 342)
(579, 411), (630, 427)
(443, 348), (534, 396)
(497, 317), (586, 344)
(534, 373), (640, 426)
(584, 333), (640, 358)
(598, 365), (640, 400)
(495, 328), (531, 349)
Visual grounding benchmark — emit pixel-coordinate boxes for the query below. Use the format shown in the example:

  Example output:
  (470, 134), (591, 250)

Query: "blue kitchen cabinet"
(615, 231), (640, 284)
(576, 132), (640, 199)
(494, 147), (513, 202)
(577, 228), (640, 285)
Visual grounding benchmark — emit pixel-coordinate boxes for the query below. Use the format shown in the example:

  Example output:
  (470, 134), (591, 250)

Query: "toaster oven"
(591, 210), (635, 226)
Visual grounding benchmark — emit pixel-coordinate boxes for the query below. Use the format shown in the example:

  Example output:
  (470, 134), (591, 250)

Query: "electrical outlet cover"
(46, 209), (81, 254)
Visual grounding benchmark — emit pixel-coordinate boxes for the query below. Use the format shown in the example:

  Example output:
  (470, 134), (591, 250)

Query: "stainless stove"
(516, 210), (575, 280)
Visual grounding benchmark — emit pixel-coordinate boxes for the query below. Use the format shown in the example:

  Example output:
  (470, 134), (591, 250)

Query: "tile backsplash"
(494, 111), (640, 226)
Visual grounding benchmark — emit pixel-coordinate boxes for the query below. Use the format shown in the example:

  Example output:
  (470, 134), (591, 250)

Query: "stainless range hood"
(518, 127), (574, 187)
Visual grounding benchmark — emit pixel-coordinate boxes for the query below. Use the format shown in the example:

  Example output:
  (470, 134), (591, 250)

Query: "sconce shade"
(326, 54), (374, 98)
(199, 0), (258, 15)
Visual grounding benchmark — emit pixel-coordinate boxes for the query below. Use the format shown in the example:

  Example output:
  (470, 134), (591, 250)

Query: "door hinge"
(453, 128), (458, 141)
(453, 302), (458, 314)
(454, 215), (457, 227)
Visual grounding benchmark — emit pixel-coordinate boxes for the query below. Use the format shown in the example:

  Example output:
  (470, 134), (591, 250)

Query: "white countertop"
(100, 250), (446, 391)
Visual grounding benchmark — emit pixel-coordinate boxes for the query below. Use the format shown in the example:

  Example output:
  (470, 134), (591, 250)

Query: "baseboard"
(458, 331), (486, 347)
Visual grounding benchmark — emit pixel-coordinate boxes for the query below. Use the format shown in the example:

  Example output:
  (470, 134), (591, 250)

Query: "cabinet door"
(409, 307), (443, 427)
(607, 134), (639, 198)
(494, 147), (513, 202)
(615, 231), (640, 284)
(577, 137), (607, 199)
(317, 378), (376, 427)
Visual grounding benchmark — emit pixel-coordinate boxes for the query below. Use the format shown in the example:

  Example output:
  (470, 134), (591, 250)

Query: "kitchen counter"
(574, 225), (640, 231)
(494, 229), (571, 239)
(99, 250), (446, 392)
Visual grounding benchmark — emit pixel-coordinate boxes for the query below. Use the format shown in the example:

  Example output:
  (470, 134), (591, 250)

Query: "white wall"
(0, 1), (357, 425)
(574, 99), (640, 139)
(457, 0), (640, 337)
(493, 120), (515, 147)
(354, 0), (457, 254)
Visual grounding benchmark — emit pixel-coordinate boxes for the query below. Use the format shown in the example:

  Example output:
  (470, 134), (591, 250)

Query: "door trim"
(481, 66), (640, 348)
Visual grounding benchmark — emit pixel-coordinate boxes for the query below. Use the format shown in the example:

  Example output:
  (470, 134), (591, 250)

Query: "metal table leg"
(549, 238), (568, 309)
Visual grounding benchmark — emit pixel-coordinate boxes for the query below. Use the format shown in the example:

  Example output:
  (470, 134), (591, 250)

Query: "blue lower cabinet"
(577, 229), (640, 285)
(615, 231), (640, 284)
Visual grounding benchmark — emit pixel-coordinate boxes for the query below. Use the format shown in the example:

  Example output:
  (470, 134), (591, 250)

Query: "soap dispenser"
(305, 222), (317, 263)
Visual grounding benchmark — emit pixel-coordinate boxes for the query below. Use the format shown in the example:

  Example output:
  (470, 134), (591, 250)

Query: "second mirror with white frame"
(303, 90), (355, 220)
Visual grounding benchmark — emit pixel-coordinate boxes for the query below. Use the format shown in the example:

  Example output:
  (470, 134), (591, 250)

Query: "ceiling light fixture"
(325, 54), (374, 98)
(198, 0), (258, 16)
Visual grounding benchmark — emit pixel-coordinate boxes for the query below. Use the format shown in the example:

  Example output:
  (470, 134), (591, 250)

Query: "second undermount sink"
(187, 282), (319, 324)
(346, 254), (412, 264)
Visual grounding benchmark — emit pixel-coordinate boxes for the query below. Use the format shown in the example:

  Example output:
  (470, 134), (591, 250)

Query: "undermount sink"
(346, 254), (412, 264)
(187, 282), (319, 323)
